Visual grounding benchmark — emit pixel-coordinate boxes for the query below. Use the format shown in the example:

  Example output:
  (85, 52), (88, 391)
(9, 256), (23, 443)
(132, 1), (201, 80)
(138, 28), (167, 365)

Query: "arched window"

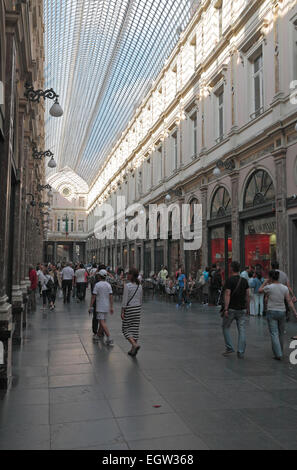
(244, 170), (275, 209)
(210, 187), (231, 219)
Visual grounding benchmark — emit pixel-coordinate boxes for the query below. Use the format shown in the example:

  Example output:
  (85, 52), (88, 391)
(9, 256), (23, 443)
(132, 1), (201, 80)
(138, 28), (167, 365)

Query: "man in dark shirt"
(222, 261), (250, 358)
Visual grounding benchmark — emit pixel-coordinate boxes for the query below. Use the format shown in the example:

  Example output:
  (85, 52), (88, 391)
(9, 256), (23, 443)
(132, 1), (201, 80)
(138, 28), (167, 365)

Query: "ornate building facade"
(0, 0), (46, 388)
(84, 0), (297, 289)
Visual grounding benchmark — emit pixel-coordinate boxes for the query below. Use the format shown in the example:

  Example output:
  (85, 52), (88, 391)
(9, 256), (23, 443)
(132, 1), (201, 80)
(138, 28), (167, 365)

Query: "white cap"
(98, 269), (107, 277)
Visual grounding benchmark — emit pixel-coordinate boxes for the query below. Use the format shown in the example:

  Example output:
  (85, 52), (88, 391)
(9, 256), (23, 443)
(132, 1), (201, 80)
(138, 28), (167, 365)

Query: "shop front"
(208, 186), (232, 281)
(240, 169), (276, 277)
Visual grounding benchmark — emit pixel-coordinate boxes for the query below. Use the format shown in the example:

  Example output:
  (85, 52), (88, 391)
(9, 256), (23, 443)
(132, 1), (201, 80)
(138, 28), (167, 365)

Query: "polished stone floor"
(1, 293), (297, 450)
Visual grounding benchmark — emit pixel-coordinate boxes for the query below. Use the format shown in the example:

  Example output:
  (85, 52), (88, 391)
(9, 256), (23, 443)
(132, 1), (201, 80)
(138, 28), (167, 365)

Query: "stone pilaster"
(230, 171), (240, 263)
(200, 185), (208, 269)
(273, 148), (288, 273)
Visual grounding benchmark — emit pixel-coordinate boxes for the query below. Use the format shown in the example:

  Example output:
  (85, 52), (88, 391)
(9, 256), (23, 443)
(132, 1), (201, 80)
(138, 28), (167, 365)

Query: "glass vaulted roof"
(44, 0), (198, 187)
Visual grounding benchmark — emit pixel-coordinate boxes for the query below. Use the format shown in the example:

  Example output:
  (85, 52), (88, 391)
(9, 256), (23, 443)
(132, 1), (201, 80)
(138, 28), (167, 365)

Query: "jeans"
(76, 282), (86, 300)
(222, 309), (247, 354)
(266, 310), (286, 358)
(62, 280), (72, 302)
(178, 287), (188, 305)
(254, 293), (264, 316)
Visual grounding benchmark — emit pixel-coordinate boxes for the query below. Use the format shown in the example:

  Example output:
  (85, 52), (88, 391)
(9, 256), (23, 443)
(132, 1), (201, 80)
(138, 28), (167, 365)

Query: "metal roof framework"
(44, 0), (198, 189)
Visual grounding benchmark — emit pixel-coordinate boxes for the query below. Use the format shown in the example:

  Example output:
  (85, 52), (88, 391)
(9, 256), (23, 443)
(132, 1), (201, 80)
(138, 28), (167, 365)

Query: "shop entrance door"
(210, 224), (232, 282)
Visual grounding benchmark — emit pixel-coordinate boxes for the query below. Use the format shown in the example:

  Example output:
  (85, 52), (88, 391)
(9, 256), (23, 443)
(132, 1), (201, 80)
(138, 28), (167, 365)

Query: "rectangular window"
(78, 220), (84, 232)
(71, 219), (74, 232)
(252, 53), (264, 117)
(293, 18), (297, 83)
(79, 197), (85, 207)
(218, 90), (224, 139)
(172, 132), (178, 170)
(218, 5), (223, 39)
(57, 219), (60, 232)
(192, 114), (197, 156)
(158, 146), (163, 180)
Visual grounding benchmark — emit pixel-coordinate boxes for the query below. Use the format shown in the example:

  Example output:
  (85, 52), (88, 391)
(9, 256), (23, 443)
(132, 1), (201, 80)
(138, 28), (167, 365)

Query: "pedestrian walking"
(40, 267), (55, 311)
(28, 265), (38, 311)
(75, 263), (87, 302)
(89, 269), (114, 345)
(222, 261), (250, 359)
(209, 264), (222, 306)
(121, 268), (143, 356)
(251, 272), (265, 316)
(176, 267), (190, 308)
(259, 270), (297, 360)
(61, 262), (74, 303)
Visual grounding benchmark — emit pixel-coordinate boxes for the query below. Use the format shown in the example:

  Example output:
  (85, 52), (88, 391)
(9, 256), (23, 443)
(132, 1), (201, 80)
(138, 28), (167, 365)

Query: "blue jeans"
(178, 287), (188, 305)
(222, 309), (246, 354)
(266, 310), (285, 358)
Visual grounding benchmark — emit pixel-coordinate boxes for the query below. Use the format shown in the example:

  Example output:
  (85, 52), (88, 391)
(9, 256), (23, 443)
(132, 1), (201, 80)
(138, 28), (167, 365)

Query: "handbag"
(126, 284), (140, 308)
(220, 277), (242, 316)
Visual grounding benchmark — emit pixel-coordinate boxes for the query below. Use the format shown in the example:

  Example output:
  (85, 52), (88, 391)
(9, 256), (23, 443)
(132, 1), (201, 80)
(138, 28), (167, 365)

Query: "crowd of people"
(27, 258), (297, 361)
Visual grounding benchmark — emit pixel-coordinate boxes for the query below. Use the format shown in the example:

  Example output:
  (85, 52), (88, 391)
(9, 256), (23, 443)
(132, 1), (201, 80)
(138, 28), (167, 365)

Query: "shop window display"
(244, 217), (276, 276)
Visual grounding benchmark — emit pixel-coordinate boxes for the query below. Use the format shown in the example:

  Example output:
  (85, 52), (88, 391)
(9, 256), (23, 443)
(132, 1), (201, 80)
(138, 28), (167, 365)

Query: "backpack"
(211, 271), (221, 289)
(46, 277), (54, 290)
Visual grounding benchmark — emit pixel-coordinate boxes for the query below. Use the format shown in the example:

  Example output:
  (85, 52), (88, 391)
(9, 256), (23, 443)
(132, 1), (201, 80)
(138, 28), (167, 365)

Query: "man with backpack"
(222, 261), (250, 359)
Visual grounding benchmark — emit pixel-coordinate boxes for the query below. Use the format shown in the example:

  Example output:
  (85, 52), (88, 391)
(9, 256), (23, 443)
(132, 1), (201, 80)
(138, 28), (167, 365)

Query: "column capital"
(272, 147), (287, 160)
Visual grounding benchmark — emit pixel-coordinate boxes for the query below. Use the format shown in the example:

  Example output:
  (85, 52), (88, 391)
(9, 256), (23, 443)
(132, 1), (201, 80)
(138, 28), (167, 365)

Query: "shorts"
(96, 312), (108, 320)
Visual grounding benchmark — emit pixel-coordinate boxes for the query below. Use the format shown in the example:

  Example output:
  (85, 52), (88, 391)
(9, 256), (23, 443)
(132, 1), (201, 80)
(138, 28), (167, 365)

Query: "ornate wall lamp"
(32, 145), (57, 168)
(165, 187), (183, 202)
(24, 83), (63, 117)
(39, 202), (50, 208)
(37, 184), (54, 197)
(26, 193), (36, 207)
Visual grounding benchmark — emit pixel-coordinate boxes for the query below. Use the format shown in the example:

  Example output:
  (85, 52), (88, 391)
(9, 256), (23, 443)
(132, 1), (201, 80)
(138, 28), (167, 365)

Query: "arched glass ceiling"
(44, 0), (199, 186)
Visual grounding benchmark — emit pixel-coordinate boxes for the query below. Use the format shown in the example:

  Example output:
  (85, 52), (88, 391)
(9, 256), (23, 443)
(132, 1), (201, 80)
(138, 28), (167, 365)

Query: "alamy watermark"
(93, 197), (202, 251)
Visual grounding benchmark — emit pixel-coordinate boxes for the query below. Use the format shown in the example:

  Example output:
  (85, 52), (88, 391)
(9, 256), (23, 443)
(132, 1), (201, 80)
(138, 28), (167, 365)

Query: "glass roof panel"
(44, 0), (199, 187)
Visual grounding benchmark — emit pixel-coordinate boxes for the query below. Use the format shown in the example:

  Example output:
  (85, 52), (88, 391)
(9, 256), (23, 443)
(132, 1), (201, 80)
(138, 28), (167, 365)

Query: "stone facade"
(0, 0), (45, 389)
(84, 0), (297, 292)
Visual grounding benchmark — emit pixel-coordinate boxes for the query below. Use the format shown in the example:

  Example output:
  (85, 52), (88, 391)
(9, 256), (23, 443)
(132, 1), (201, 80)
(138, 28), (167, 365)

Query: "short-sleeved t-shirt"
(276, 270), (288, 286)
(92, 281), (112, 313)
(178, 274), (186, 288)
(225, 275), (249, 310)
(263, 283), (288, 312)
(75, 268), (86, 283)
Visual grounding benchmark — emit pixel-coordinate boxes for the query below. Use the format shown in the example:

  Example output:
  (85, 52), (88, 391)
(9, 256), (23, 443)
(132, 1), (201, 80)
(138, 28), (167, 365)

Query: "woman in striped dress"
(121, 268), (143, 356)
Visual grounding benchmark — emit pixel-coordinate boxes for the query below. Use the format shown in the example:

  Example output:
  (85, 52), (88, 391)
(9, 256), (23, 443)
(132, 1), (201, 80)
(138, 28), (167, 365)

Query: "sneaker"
(237, 352), (244, 359)
(93, 335), (100, 341)
(106, 338), (114, 346)
(222, 349), (234, 356)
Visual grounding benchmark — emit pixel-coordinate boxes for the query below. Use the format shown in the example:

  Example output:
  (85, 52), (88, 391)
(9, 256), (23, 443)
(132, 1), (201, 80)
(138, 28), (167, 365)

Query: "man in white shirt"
(61, 262), (74, 303)
(89, 269), (114, 345)
(75, 263), (87, 302)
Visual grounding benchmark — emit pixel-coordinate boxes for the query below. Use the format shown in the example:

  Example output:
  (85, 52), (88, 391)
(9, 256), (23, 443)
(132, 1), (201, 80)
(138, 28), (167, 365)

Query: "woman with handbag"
(121, 268), (143, 357)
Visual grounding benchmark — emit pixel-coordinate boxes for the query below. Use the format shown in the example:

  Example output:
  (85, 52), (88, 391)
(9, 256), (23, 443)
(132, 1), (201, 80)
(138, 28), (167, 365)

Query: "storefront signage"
(245, 217), (276, 235)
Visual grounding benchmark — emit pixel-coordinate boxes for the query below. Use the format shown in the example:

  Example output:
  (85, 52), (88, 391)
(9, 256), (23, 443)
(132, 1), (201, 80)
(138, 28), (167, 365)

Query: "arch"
(210, 186), (231, 220)
(243, 169), (275, 210)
